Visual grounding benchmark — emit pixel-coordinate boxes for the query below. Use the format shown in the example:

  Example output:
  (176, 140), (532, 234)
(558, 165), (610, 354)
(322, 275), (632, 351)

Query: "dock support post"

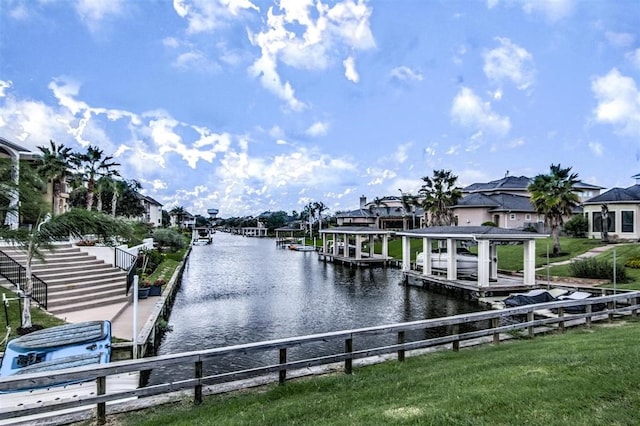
(586, 304), (592, 328)
(397, 331), (405, 362)
(492, 318), (500, 344)
(97, 375), (106, 425)
(558, 307), (565, 333)
(527, 311), (534, 338)
(452, 324), (460, 352)
(194, 360), (203, 404)
(632, 296), (638, 318)
(279, 348), (287, 384)
(345, 337), (353, 374)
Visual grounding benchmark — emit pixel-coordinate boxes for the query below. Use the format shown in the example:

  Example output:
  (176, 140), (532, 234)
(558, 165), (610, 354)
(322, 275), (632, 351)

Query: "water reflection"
(150, 232), (482, 384)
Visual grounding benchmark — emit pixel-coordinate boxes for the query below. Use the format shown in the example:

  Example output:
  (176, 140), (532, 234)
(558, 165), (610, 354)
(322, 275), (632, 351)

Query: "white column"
(355, 235), (362, 259)
(382, 234), (389, 258)
(333, 234), (339, 256)
(477, 239), (490, 287)
(523, 239), (536, 285)
(490, 243), (498, 281)
(446, 238), (456, 280)
(402, 236), (411, 271)
(423, 237), (431, 275)
(369, 235), (375, 257)
(343, 233), (348, 257)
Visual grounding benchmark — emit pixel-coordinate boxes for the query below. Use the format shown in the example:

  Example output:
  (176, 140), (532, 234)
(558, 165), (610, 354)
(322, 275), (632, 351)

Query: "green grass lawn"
(111, 321), (640, 426)
(0, 286), (66, 343)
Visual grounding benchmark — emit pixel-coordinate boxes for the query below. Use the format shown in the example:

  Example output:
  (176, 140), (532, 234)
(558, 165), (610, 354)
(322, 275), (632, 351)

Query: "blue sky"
(1, 0), (639, 217)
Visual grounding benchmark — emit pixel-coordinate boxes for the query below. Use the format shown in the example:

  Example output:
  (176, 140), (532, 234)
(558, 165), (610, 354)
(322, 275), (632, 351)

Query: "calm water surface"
(151, 232), (482, 383)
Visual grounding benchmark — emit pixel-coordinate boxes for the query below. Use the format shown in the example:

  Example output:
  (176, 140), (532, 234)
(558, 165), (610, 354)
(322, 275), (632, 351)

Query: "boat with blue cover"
(0, 320), (111, 384)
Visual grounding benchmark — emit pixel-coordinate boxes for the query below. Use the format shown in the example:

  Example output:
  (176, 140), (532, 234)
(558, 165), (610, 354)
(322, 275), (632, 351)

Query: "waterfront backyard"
(112, 320), (640, 425)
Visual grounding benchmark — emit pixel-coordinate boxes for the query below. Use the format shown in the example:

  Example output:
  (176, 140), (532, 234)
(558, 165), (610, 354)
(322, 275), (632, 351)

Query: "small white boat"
(289, 244), (316, 252)
(416, 248), (478, 274)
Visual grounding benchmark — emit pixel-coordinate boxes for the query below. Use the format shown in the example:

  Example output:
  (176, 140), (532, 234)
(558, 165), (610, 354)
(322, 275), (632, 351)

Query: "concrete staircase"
(0, 244), (130, 316)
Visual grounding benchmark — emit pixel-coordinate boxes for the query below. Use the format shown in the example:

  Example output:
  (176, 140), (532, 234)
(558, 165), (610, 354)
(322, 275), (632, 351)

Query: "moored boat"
(416, 247), (478, 274)
(0, 320), (111, 386)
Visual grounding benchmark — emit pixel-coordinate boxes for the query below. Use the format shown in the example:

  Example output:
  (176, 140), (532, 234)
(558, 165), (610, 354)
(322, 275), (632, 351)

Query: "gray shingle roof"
(455, 193), (535, 212)
(584, 186), (640, 204)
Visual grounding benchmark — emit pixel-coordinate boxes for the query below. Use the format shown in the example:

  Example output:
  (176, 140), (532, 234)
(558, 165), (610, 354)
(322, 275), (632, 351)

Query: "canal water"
(150, 232), (483, 384)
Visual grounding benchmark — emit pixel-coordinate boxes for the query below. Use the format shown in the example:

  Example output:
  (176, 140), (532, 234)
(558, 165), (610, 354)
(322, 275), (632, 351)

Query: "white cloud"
(306, 121), (329, 137)
(446, 145), (460, 155)
(520, 0), (575, 22)
(483, 37), (535, 91)
(343, 56), (359, 83)
(591, 68), (640, 137)
(451, 87), (511, 137)
(172, 0), (259, 34)
(394, 142), (412, 164)
(0, 80), (12, 97)
(366, 168), (396, 186)
(605, 31), (635, 48)
(389, 66), (423, 82)
(589, 141), (604, 156)
(173, 51), (220, 73)
(488, 0), (575, 22)
(506, 138), (525, 148)
(626, 48), (640, 71)
(247, 0), (374, 108)
(75, 0), (124, 32)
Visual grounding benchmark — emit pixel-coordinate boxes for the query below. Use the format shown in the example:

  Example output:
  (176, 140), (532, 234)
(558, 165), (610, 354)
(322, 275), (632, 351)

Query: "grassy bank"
(0, 286), (65, 343)
(110, 321), (640, 425)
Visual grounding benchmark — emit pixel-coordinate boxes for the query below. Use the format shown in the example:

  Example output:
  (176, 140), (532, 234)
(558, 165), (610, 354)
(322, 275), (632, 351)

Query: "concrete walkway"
(536, 243), (620, 270)
(60, 294), (159, 341)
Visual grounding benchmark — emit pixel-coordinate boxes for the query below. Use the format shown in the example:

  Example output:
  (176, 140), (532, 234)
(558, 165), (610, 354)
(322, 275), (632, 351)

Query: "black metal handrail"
(0, 249), (48, 309)
(115, 246), (138, 295)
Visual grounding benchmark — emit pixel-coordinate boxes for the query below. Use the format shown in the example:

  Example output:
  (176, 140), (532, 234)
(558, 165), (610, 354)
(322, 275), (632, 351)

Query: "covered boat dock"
(396, 226), (549, 297)
(319, 226), (395, 267)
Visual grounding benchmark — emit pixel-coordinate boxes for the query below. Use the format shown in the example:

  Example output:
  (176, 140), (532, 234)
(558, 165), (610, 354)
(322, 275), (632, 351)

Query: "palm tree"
(368, 197), (389, 228)
(528, 164), (581, 256)
(170, 206), (186, 228)
(313, 201), (328, 234)
(600, 204), (609, 243)
(418, 169), (462, 226)
(398, 190), (419, 230)
(0, 160), (131, 329)
(36, 140), (75, 216)
(73, 145), (120, 211)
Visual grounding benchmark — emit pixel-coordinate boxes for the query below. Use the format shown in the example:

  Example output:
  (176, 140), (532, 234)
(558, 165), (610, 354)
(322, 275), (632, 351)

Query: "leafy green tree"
(564, 214), (588, 238)
(36, 140), (74, 216)
(313, 201), (328, 233)
(73, 145), (120, 211)
(528, 163), (581, 256)
(264, 211), (288, 231)
(418, 169), (462, 226)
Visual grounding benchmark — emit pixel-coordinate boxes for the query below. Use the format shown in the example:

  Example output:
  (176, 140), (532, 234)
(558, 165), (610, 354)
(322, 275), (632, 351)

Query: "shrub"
(564, 215), (588, 238)
(482, 221), (497, 227)
(152, 228), (186, 251)
(624, 257), (640, 269)
(569, 258), (627, 282)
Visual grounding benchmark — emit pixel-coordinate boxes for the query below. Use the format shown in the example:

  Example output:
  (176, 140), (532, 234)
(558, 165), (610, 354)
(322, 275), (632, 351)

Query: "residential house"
(169, 210), (195, 229)
(582, 174), (640, 241)
(136, 193), (163, 227)
(336, 195), (422, 230)
(0, 137), (62, 229)
(453, 175), (603, 230)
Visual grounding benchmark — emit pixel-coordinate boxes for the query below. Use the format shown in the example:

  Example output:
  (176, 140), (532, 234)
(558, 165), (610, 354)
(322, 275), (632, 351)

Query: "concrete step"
(1, 243), (131, 316)
(32, 267), (125, 282)
(47, 287), (127, 308)
(47, 295), (131, 315)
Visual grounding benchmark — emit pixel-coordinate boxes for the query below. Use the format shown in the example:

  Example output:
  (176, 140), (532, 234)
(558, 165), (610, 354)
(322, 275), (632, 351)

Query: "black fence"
(0, 249), (48, 309)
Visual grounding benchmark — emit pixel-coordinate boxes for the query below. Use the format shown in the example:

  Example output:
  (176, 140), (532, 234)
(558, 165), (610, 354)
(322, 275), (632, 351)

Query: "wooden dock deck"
(318, 252), (398, 268)
(403, 270), (537, 299)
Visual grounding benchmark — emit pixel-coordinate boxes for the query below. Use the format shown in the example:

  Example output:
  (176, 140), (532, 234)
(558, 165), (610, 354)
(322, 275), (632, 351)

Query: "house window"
(509, 213), (516, 220)
(592, 211), (615, 232)
(622, 211), (634, 233)
(525, 214), (531, 221)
